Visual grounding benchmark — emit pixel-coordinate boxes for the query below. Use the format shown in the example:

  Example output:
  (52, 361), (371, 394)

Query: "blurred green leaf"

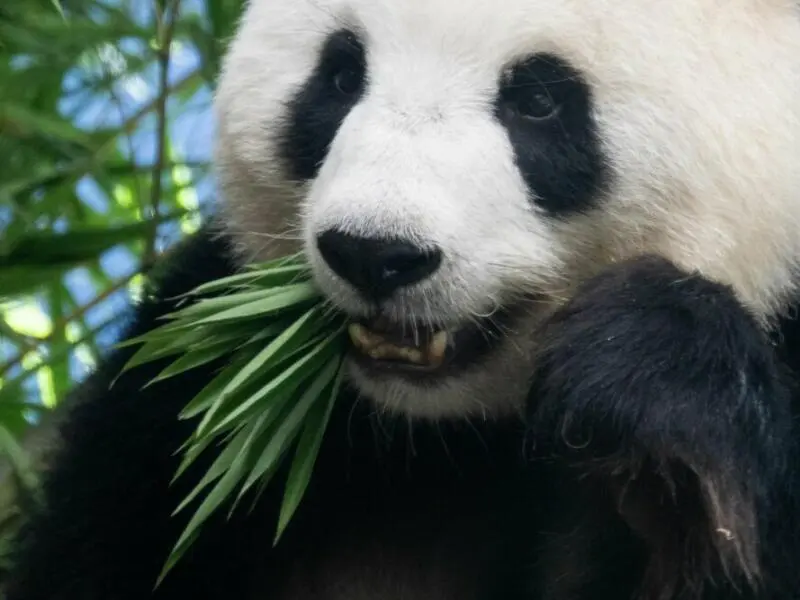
(0, 0), (248, 586)
(1, 217), (185, 266)
(2, 103), (96, 148)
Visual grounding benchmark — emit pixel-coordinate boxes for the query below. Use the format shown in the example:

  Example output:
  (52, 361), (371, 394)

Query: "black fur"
(5, 233), (800, 599)
(494, 53), (609, 215)
(528, 255), (800, 598)
(279, 29), (368, 182)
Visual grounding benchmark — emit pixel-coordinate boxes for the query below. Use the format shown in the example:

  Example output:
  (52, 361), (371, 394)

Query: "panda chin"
(345, 310), (509, 382)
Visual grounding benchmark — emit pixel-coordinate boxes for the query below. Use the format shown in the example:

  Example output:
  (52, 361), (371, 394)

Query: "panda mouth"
(346, 312), (509, 377)
(348, 317), (451, 372)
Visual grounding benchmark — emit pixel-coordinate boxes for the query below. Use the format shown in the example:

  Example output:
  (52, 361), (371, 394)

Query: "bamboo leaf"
(197, 329), (342, 439)
(274, 358), (344, 543)
(192, 283), (319, 325)
(241, 355), (342, 503)
(0, 425), (39, 493)
(158, 414), (265, 586)
(145, 342), (238, 386)
(161, 288), (289, 320)
(176, 353), (256, 423)
(184, 264), (310, 297)
(0, 218), (185, 266)
(214, 306), (323, 403)
(2, 102), (96, 148)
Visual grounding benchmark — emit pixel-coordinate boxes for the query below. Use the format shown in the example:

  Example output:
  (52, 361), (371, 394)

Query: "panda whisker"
(421, 291), (437, 336)
(463, 417), (491, 454)
(346, 391), (368, 448)
(241, 229), (304, 242)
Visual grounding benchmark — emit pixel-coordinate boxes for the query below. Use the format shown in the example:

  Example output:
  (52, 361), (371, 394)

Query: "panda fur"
(6, 0), (800, 598)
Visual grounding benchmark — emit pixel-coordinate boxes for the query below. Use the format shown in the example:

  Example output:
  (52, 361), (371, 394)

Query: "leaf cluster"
(117, 253), (347, 586)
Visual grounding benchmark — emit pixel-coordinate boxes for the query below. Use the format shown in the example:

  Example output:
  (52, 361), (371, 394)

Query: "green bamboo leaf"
(175, 354), (252, 425)
(117, 321), (270, 378)
(47, 283), (71, 404)
(102, 250), (349, 582)
(173, 425), (250, 486)
(198, 329), (342, 439)
(214, 306), (322, 403)
(0, 218), (185, 266)
(169, 432), (250, 545)
(0, 425), (39, 493)
(159, 414), (268, 586)
(240, 355), (342, 503)
(115, 320), (254, 351)
(184, 264), (310, 297)
(1, 103), (95, 148)
(182, 332), (321, 436)
(116, 342), (184, 373)
(0, 266), (71, 298)
(192, 283), (319, 325)
(171, 434), (217, 484)
(50, 0), (65, 19)
(182, 331), (336, 442)
(274, 359), (344, 544)
(237, 266), (311, 290)
(160, 289), (284, 320)
(243, 252), (305, 272)
(195, 369), (299, 445)
(145, 342), (238, 386)
(113, 326), (197, 350)
(176, 271), (268, 296)
(0, 403), (31, 440)
(171, 417), (265, 518)
(154, 529), (200, 590)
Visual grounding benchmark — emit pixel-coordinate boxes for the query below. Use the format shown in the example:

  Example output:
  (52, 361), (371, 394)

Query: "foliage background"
(0, 0), (244, 585)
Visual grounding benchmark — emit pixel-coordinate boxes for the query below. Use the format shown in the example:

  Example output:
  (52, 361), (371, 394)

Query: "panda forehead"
(299, 0), (588, 74)
(343, 0), (576, 57)
(241, 0), (783, 93)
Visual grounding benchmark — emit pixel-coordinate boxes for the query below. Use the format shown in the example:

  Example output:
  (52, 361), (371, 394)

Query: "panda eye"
(332, 67), (363, 97)
(515, 91), (560, 121)
(321, 31), (366, 98)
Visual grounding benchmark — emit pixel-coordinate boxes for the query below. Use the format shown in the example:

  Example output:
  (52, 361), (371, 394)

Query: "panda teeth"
(348, 323), (385, 350)
(427, 331), (448, 367)
(348, 324), (449, 367)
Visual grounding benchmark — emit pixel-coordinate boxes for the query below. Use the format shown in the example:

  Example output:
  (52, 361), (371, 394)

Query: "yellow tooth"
(348, 323), (386, 351)
(347, 324), (368, 350)
(427, 331), (448, 367)
(366, 343), (426, 364)
(367, 345), (386, 360)
(404, 347), (425, 364)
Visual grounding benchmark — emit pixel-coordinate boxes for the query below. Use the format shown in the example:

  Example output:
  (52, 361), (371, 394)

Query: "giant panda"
(6, 0), (800, 598)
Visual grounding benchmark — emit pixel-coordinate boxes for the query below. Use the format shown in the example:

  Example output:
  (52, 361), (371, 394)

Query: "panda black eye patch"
(495, 53), (609, 215)
(279, 29), (368, 181)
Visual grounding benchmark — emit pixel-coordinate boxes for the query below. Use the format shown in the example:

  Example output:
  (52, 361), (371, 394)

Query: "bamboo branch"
(144, 0), (183, 270)
(2, 69), (202, 201)
(0, 273), (137, 379)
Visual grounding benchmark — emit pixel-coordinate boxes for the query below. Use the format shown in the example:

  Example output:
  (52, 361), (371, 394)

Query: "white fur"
(214, 0), (800, 419)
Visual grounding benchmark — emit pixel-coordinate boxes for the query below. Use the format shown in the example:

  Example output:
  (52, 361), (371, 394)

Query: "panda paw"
(526, 254), (794, 594)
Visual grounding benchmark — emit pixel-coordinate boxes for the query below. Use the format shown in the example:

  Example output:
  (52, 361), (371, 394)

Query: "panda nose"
(316, 230), (443, 300)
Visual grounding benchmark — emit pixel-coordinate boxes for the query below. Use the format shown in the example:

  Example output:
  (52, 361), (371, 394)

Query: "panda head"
(213, 0), (800, 420)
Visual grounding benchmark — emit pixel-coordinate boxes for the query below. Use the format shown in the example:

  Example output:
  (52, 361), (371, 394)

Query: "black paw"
(527, 255), (793, 595)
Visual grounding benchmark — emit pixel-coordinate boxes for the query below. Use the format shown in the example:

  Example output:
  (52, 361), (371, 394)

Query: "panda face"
(214, 0), (800, 419)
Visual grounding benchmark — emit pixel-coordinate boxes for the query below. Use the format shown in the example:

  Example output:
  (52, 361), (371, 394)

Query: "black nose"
(316, 230), (442, 300)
